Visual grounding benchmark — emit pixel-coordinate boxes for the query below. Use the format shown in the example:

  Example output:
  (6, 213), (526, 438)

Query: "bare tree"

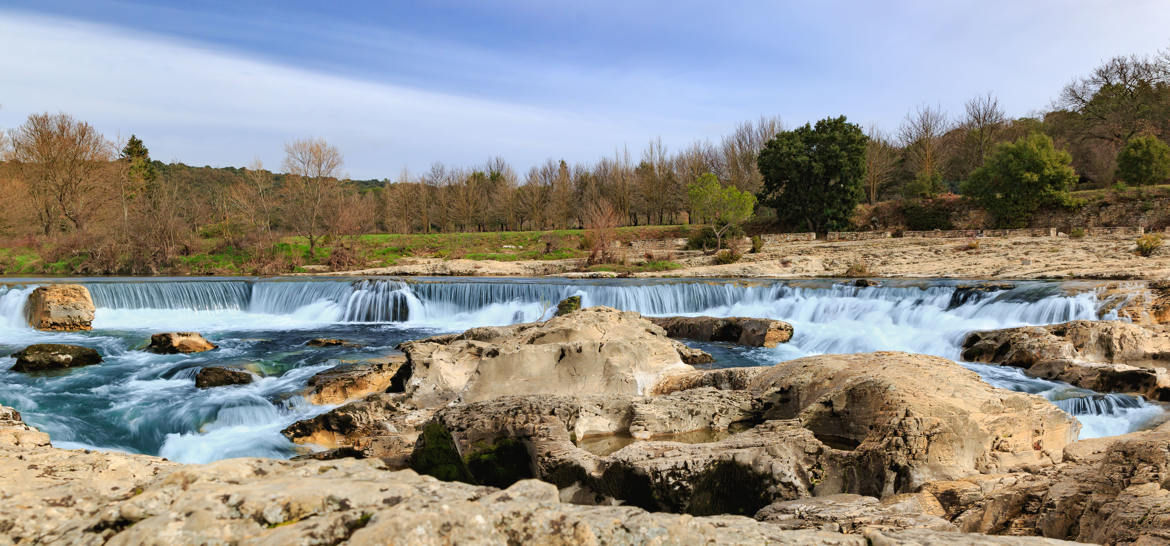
(963, 92), (1007, 162)
(281, 137), (344, 253)
(583, 198), (620, 265)
(720, 115), (783, 193)
(863, 126), (899, 204)
(8, 112), (113, 234)
(899, 104), (951, 196)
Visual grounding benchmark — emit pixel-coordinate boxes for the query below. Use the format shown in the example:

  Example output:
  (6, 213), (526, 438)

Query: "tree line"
(1, 46), (1169, 273)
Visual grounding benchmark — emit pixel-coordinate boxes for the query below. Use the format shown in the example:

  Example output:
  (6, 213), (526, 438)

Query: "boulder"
(193, 367), (254, 389)
(10, 343), (102, 372)
(0, 405), (50, 448)
(961, 320), (1170, 398)
(398, 307), (694, 406)
(748, 352), (1079, 493)
(649, 315), (794, 347)
(555, 295), (581, 316)
(24, 284), (94, 331)
(305, 338), (362, 348)
(147, 332), (217, 354)
(304, 356), (407, 405)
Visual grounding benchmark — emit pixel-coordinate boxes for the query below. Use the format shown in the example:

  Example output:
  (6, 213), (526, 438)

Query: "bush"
(961, 133), (1078, 228)
(903, 199), (955, 231)
(687, 224), (744, 251)
(1136, 233), (1163, 257)
(1116, 134), (1170, 186)
(713, 249), (741, 265)
(750, 236), (764, 253)
(844, 261), (869, 277)
(1069, 227), (1086, 239)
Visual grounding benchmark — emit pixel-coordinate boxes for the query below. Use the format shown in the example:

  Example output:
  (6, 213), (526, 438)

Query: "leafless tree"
(281, 137), (344, 253)
(863, 126), (899, 204)
(8, 112), (113, 234)
(899, 104), (951, 195)
(963, 92), (1007, 162)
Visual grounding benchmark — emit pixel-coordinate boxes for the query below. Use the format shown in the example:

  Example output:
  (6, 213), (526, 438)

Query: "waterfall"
(0, 285), (36, 330)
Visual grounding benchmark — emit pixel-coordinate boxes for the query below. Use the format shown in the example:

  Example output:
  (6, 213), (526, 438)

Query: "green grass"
(587, 260), (682, 274)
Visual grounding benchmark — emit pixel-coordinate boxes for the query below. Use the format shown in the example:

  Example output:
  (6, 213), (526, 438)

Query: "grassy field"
(0, 225), (692, 276)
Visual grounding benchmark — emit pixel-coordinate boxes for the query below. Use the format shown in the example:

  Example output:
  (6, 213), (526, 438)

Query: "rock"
(305, 338), (362, 347)
(282, 393), (430, 465)
(146, 332), (217, 354)
(961, 320), (1170, 398)
(555, 295), (581, 316)
(671, 340), (715, 365)
(398, 307), (693, 406)
(304, 356), (407, 405)
(0, 405), (50, 447)
(23, 284), (94, 331)
(854, 279), (880, 287)
(7, 403), (1005, 546)
(1100, 280), (1170, 325)
(193, 367), (254, 389)
(756, 493), (957, 534)
(10, 343), (102, 372)
(650, 316), (794, 347)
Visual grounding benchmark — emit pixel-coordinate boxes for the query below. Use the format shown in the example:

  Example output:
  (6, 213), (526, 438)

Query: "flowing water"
(0, 277), (1161, 463)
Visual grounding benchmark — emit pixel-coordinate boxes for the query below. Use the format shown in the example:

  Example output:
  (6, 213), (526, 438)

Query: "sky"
(1, 0), (1169, 179)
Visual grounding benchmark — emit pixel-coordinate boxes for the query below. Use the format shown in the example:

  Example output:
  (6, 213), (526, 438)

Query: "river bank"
(328, 234), (1170, 280)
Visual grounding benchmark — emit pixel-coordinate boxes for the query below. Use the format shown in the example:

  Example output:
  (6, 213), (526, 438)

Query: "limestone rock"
(10, 343), (102, 372)
(748, 352), (1079, 494)
(24, 284), (94, 331)
(193, 367), (254, 389)
(650, 315), (795, 347)
(304, 356), (407, 405)
(147, 332), (217, 354)
(0, 405), (50, 447)
(961, 320), (1170, 398)
(398, 306), (693, 406)
(756, 493), (957, 534)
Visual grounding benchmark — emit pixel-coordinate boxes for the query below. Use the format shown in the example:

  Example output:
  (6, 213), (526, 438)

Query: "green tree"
(961, 133), (1078, 228)
(756, 115), (867, 233)
(687, 173), (756, 251)
(1115, 134), (1170, 186)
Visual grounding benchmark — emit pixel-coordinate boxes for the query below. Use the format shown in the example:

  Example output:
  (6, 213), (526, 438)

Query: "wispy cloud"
(0, 11), (713, 178)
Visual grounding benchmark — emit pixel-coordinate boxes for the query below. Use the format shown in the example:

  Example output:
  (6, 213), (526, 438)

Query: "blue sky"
(2, 0), (1169, 179)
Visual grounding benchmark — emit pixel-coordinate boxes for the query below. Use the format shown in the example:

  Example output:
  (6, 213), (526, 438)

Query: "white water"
(0, 277), (1163, 462)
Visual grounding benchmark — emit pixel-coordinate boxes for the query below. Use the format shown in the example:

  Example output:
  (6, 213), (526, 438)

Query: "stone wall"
(902, 229), (980, 239)
(825, 231), (892, 241)
(1085, 226), (1145, 237)
(979, 227), (1057, 238)
(761, 232), (817, 243)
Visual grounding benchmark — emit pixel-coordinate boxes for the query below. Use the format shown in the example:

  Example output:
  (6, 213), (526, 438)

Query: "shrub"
(958, 238), (980, 251)
(844, 261), (869, 277)
(1136, 233), (1163, 257)
(749, 235), (764, 253)
(961, 133), (1078, 228)
(1116, 134), (1170, 186)
(903, 199), (955, 231)
(713, 249), (741, 265)
(687, 224), (744, 251)
(1069, 227), (1086, 239)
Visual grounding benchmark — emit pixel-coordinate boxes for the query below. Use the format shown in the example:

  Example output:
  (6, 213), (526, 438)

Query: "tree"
(961, 133), (1078, 228)
(756, 116), (867, 233)
(863, 126), (898, 204)
(8, 112), (113, 234)
(687, 173), (756, 251)
(281, 137), (344, 253)
(117, 134), (157, 239)
(899, 104), (951, 198)
(1115, 134), (1170, 186)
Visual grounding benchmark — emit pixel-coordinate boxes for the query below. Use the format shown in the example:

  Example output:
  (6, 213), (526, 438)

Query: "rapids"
(0, 277), (1162, 463)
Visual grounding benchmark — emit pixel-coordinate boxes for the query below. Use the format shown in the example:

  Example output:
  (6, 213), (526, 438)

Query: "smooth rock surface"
(304, 357), (407, 405)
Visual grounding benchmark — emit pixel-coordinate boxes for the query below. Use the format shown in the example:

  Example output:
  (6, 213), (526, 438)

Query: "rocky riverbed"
(5, 279), (1170, 544)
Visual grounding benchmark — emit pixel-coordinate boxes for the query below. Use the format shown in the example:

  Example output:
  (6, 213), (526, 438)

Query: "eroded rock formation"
(961, 320), (1170, 399)
(193, 366), (254, 388)
(2, 404), (1069, 545)
(303, 356), (407, 405)
(24, 284), (94, 331)
(650, 315), (794, 347)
